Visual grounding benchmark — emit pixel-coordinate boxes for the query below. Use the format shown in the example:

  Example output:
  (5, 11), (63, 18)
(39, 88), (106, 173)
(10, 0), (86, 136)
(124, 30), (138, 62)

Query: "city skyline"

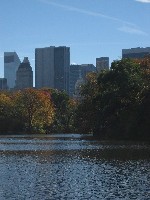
(0, 0), (150, 78)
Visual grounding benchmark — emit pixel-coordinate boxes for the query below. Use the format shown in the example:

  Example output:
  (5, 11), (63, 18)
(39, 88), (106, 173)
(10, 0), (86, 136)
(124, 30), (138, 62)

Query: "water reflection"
(0, 134), (149, 199)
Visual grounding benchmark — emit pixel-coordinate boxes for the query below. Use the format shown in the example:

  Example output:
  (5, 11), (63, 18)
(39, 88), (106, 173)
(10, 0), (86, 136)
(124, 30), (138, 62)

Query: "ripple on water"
(0, 134), (149, 200)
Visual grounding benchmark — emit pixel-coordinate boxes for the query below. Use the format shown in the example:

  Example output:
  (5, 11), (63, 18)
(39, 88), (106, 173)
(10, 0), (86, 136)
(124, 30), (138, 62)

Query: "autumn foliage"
(0, 89), (55, 133)
(0, 57), (150, 140)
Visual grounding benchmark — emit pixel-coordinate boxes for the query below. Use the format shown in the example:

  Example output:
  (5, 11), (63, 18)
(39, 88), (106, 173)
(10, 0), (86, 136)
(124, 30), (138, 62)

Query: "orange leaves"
(134, 56), (150, 70)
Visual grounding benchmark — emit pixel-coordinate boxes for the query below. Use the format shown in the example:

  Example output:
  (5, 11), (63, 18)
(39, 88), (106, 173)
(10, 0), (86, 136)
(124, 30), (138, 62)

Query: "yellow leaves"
(1, 88), (55, 132)
(0, 93), (11, 104)
(19, 89), (55, 130)
(0, 93), (13, 116)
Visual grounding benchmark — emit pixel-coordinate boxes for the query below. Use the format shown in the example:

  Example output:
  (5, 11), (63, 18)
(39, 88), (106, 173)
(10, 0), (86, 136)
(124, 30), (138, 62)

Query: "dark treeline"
(75, 57), (150, 141)
(0, 57), (150, 141)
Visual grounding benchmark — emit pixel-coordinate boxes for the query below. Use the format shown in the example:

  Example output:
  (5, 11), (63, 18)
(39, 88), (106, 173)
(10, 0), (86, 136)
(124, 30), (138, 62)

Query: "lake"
(0, 134), (149, 199)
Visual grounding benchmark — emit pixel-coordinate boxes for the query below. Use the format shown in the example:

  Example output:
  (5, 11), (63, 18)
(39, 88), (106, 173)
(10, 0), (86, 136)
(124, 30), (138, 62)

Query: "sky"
(0, 0), (150, 79)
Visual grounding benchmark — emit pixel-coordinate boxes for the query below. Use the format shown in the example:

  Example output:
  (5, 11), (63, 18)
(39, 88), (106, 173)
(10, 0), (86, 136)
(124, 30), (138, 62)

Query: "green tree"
(95, 59), (144, 139)
(73, 72), (99, 133)
(75, 59), (146, 139)
(0, 92), (13, 132)
(131, 56), (150, 140)
(41, 89), (71, 133)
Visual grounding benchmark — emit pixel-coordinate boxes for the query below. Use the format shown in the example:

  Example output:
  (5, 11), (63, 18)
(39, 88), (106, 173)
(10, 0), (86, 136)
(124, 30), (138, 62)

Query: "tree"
(75, 59), (146, 139)
(95, 59), (144, 139)
(14, 89), (55, 133)
(0, 92), (13, 132)
(47, 89), (71, 133)
(73, 72), (99, 133)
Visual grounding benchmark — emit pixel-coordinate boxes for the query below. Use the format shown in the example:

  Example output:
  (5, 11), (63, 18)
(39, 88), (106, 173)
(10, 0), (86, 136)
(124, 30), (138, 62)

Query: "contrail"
(38, 0), (134, 26)
(38, 0), (147, 35)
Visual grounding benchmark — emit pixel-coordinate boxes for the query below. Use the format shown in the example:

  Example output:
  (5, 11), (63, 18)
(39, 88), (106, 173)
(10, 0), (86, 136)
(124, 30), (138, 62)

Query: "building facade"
(54, 47), (70, 93)
(35, 47), (55, 89)
(4, 52), (21, 89)
(73, 71), (84, 100)
(81, 64), (96, 79)
(0, 78), (7, 90)
(96, 57), (109, 72)
(122, 47), (150, 59)
(69, 64), (82, 97)
(69, 64), (96, 97)
(16, 57), (33, 89)
(35, 46), (70, 94)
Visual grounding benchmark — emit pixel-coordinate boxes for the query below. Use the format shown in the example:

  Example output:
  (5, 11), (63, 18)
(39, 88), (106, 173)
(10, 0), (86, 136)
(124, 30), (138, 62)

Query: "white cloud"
(118, 25), (148, 36)
(135, 0), (150, 3)
(71, 62), (77, 65)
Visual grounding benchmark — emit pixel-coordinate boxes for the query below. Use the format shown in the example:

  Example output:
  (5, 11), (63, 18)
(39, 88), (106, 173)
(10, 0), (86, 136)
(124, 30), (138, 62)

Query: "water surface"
(0, 134), (149, 199)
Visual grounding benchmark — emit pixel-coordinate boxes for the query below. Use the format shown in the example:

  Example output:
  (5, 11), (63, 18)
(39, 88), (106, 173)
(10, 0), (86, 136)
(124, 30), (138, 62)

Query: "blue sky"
(0, 0), (150, 78)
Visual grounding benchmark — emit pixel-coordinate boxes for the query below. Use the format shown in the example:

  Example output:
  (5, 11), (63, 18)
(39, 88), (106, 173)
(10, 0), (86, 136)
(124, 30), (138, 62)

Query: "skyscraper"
(122, 47), (150, 59)
(69, 64), (82, 97)
(16, 57), (33, 89)
(69, 64), (96, 97)
(4, 52), (21, 89)
(54, 47), (70, 93)
(35, 46), (70, 94)
(0, 78), (7, 90)
(96, 57), (109, 72)
(81, 64), (96, 79)
(35, 47), (55, 89)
